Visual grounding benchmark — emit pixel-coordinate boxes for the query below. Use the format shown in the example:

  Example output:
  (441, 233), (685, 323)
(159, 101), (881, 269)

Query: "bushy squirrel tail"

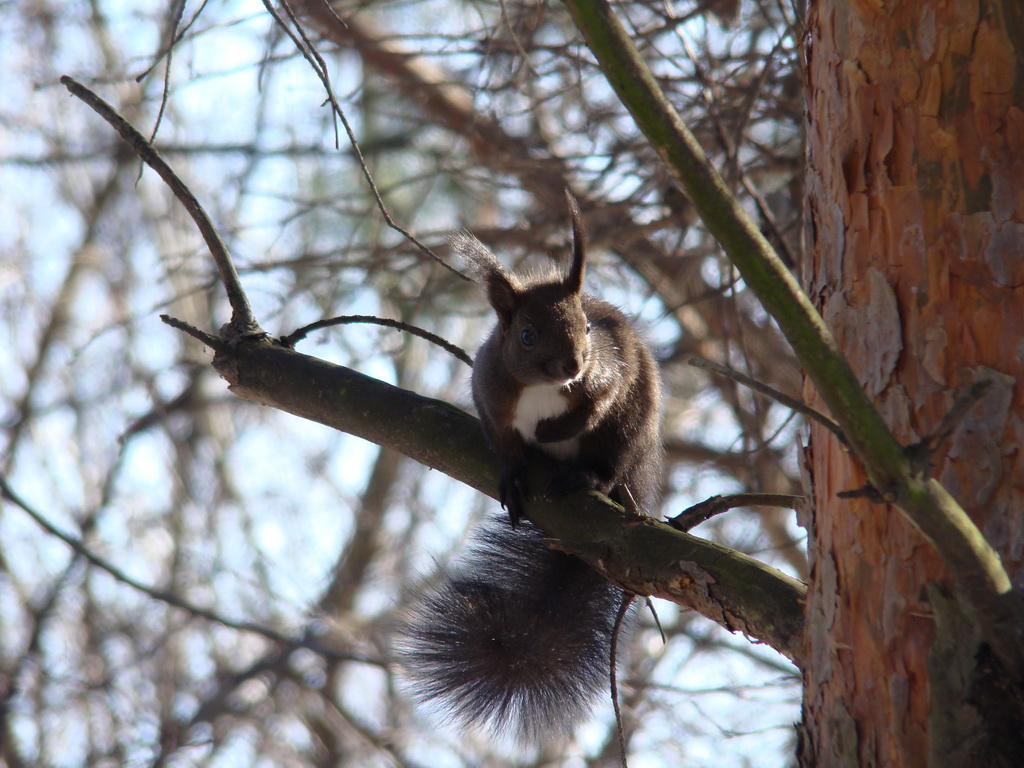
(396, 516), (625, 742)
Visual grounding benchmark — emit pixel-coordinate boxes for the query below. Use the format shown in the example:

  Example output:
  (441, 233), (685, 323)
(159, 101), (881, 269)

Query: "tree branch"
(280, 314), (473, 367)
(264, 0), (463, 279)
(669, 493), (804, 533)
(561, 0), (1021, 674)
(59, 75), (262, 341)
(689, 356), (847, 447)
(0, 474), (375, 664)
(210, 336), (807, 663)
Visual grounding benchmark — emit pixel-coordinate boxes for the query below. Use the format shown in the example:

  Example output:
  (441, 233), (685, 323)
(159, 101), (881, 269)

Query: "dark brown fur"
(454, 194), (662, 523)
(398, 195), (663, 742)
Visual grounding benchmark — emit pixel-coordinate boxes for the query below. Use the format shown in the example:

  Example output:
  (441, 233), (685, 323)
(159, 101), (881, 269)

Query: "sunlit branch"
(60, 75), (262, 341)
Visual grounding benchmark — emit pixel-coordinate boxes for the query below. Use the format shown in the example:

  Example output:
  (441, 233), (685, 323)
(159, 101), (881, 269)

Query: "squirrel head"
(451, 194), (592, 386)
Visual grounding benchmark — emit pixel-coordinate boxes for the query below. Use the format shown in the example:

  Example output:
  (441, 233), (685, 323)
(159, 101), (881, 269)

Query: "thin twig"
(689, 356), (848, 447)
(281, 315), (473, 367)
(266, 0), (466, 280)
(59, 75), (262, 340)
(146, 0), (188, 148)
(668, 493), (804, 532)
(134, 0), (211, 82)
(497, 0), (540, 79)
(160, 314), (228, 350)
(0, 474), (375, 665)
(671, 15), (795, 266)
(644, 597), (666, 643)
(610, 592), (635, 768)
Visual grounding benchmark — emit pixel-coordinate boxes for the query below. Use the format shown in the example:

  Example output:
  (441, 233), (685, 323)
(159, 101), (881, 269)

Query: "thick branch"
(212, 336), (807, 662)
(562, 0), (1020, 672)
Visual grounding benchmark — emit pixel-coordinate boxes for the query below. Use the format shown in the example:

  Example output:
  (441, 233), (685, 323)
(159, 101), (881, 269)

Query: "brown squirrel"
(398, 194), (663, 742)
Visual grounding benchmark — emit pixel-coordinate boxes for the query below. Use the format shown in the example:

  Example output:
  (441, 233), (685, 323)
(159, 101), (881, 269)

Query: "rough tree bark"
(802, 1), (1024, 765)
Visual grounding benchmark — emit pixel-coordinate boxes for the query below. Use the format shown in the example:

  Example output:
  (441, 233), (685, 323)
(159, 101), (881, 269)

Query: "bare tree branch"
(263, 0), (464, 279)
(0, 474), (378, 665)
(211, 337), (807, 662)
(281, 314), (473, 366)
(59, 75), (262, 340)
(689, 356), (847, 447)
(668, 493), (804, 532)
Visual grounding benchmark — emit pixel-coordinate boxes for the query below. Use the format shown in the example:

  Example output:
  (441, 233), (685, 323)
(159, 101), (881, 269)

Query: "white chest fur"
(512, 383), (579, 460)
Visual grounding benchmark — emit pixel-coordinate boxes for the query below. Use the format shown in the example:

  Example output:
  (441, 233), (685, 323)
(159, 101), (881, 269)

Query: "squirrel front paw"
(498, 466), (528, 527)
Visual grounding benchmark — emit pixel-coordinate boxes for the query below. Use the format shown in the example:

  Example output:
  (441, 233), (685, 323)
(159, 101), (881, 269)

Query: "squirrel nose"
(559, 354), (583, 380)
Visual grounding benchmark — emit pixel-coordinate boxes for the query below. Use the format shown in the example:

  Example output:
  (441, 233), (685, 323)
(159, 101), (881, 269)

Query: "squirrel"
(397, 193), (663, 742)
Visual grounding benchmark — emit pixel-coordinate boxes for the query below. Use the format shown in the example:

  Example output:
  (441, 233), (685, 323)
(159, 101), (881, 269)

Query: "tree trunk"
(802, 1), (1024, 765)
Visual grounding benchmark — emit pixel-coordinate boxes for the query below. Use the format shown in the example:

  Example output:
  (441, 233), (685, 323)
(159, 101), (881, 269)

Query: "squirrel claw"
(505, 505), (523, 528)
(499, 467), (527, 527)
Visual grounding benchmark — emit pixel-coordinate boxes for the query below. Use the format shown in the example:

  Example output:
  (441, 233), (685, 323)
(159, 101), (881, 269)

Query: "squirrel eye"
(520, 328), (536, 346)
(585, 322), (592, 334)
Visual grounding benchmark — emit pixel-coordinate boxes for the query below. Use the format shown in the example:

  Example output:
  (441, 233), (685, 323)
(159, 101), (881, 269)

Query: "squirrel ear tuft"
(564, 190), (586, 294)
(449, 230), (520, 324)
(449, 230), (499, 278)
